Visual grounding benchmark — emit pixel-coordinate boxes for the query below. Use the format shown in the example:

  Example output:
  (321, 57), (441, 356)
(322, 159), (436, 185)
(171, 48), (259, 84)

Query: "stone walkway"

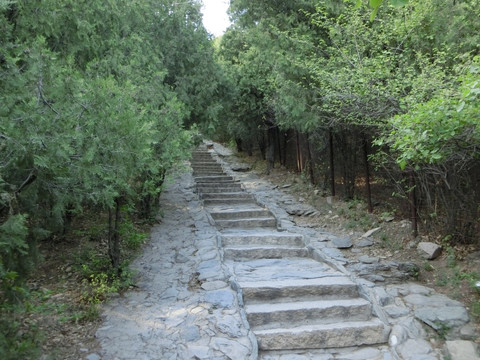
(92, 143), (479, 360)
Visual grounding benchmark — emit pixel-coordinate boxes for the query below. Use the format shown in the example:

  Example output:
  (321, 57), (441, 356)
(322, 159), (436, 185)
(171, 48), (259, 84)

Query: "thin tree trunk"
(266, 126), (275, 175)
(409, 171), (418, 238)
(329, 129), (335, 196)
(363, 138), (373, 213)
(306, 134), (315, 184)
(108, 197), (122, 272)
(296, 131), (303, 173)
(276, 126), (282, 166)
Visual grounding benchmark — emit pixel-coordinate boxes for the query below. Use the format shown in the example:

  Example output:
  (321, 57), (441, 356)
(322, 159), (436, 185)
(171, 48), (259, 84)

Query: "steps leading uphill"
(191, 146), (389, 354)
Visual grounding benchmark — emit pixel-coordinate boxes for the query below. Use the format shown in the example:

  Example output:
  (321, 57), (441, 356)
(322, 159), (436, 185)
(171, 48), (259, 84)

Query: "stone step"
(210, 209), (272, 220)
(195, 175), (234, 182)
(239, 277), (359, 304)
(224, 245), (309, 260)
(214, 217), (277, 229)
(193, 171), (225, 176)
(197, 185), (243, 193)
(191, 164), (223, 168)
(221, 231), (304, 247)
(246, 298), (372, 328)
(203, 198), (257, 206)
(191, 157), (214, 162)
(254, 318), (389, 350)
(196, 182), (242, 189)
(200, 192), (254, 200)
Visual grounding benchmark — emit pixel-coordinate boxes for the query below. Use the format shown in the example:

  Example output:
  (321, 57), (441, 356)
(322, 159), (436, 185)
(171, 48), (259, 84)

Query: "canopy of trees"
(0, 0), (225, 294)
(217, 0), (480, 243)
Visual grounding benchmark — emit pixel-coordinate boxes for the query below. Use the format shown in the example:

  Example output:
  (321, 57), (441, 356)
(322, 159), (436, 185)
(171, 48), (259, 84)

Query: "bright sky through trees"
(201, 0), (231, 37)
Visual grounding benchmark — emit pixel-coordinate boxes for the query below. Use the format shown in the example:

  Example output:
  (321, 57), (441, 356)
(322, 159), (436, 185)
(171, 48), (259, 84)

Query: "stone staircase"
(191, 147), (389, 353)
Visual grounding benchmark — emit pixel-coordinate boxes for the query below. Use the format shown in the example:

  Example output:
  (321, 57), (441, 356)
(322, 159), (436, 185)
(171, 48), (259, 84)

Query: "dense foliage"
(0, 0), (223, 303)
(218, 0), (480, 243)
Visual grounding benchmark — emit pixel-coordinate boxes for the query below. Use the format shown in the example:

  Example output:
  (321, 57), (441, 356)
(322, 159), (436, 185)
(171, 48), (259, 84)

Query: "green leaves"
(376, 57), (480, 170)
(389, 0), (409, 7)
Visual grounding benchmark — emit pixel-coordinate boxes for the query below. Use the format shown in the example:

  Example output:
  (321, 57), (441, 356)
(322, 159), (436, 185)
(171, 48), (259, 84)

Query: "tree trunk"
(108, 197), (122, 273)
(329, 129), (335, 196)
(282, 131), (287, 166)
(306, 134), (315, 184)
(408, 171), (418, 238)
(266, 125), (275, 175)
(276, 126), (282, 166)
(296, 131), (303, 173)
(363, 138), (373, 213)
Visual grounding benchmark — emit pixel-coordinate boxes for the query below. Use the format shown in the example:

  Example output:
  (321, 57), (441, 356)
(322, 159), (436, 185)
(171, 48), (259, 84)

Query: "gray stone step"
(195, 175), (234, 183)
(210, 209), (272, 220)
(203, 198), (257, 206)
(239, 277), (359, 304)
(193, 170), (225, 176)
(224, 245), (309, 260)
(191, 164), (223, 169)
(197, 182), (242, 189)
(254, 318), (389, 350)
(246, 298), (372, 328)
(200, 192), (254, 200)
(221, 231), (304, 247)
(214, 217), (277, 229)
(197, 185), (243, 193)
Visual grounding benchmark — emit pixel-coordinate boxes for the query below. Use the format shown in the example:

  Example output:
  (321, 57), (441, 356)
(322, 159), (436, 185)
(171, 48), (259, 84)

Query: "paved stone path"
(92, 143), (478, 360)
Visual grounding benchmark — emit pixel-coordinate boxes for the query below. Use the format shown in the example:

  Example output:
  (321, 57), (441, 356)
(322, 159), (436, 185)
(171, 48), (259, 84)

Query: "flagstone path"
(91, 143), (478, 360)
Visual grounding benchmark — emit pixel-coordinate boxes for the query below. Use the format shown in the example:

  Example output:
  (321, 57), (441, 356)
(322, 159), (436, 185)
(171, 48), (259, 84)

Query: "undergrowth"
(0, 210), (149, 359)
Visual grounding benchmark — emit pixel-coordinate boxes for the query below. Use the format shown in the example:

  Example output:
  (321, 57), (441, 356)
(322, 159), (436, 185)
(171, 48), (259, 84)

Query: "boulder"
(417, 242), (442, 260)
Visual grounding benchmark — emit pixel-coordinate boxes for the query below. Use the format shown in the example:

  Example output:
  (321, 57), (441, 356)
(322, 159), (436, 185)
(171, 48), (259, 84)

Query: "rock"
(182, 326), (201, 342)
(322, 248), (348, 262)
(357, 238), (374, 247)
(86, 354), (101, 360)
(445, 340), (480, 360)
(459, 323), (478, 340)
(186, 345), (211, 359)
(364, 274), (385, 282)
(384, 305), (410, 319)
(358, 255), (379, 264)
(331, 236), (353, 249)
(174, 252), (189, 263)
(417, 242), (442, 260)
(216, 315), (244, 338)
(414, 306), (469, 330)
(211, 337), (251, 359)
(397, 339), (433, 360)
(201, 280), (228, 291)
(362, 227), (381, 238)
(161, 287), (178, 299)
(231, 163), (251, 172)
(374, 287), (394, 306)
(204, 290), (236, 309)
(341, 347), (382, 360)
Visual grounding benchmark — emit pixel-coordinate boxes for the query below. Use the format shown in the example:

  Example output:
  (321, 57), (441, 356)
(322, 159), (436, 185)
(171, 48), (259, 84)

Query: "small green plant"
(471, 300), (480, 319)
(423, 262), (435, 272)
(119, 218), (148, 250)
(433, 321), (451, 340)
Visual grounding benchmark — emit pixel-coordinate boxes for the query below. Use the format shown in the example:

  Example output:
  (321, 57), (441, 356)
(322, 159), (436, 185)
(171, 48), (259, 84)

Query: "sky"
(201, 0), (231, 37)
